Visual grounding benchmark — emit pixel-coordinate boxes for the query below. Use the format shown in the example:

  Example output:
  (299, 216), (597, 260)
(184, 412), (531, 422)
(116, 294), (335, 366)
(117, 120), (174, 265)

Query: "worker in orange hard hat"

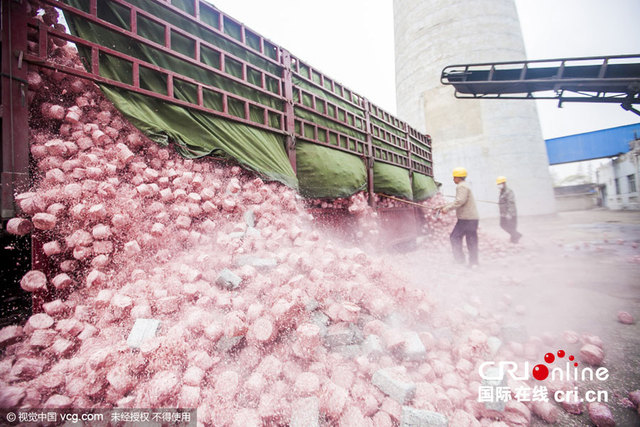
(497, 176), (522, 243)
(440, 167), (479, 267)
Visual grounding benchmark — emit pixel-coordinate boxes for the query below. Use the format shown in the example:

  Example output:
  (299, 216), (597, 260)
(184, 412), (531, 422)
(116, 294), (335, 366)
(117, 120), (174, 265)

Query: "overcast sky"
(209, 0), (640, 139)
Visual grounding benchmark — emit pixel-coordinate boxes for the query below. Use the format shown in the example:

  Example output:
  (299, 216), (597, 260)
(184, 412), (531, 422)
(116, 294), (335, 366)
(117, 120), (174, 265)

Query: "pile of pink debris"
(1, 5), (636, 427)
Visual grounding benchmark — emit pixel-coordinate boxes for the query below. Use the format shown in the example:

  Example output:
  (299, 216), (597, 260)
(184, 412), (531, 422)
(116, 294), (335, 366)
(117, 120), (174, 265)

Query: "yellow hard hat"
(452, 167), (467, 178)
(496, 176), (507, 184)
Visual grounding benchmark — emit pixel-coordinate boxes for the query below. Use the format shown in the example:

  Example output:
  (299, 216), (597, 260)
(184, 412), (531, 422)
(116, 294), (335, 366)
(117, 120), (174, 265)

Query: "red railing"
(11, 0), (433, 210)
(1, 0), (30, 219)
(27, 0), (288, 136)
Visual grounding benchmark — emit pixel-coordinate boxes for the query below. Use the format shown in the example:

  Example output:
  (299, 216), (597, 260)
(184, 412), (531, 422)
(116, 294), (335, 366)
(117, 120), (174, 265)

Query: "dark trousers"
(500, 216), (522, 243)
(450, 219), (479, 265)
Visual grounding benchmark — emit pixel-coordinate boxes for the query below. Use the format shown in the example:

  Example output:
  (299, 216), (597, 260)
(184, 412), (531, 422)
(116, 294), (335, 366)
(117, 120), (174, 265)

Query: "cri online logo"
(479, 348), (609, 382)
(532, 349), (576, 381)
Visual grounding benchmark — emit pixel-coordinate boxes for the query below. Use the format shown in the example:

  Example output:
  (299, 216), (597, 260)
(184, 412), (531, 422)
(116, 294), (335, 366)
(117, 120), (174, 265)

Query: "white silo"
(393, 0), (556, 217)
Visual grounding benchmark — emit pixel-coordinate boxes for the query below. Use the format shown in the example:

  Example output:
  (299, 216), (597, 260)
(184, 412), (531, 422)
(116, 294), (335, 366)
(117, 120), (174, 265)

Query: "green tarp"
(61, 0), (435, 201)
(373, 163), (413, 200)
(296, 142), (367, 198)
(412, 173), (439, 201)
(100, 86), (298, 188)
(63, 0), (297, 189)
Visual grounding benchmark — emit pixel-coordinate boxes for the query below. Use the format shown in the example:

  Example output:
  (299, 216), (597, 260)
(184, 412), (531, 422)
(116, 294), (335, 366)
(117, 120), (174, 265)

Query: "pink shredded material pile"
(1, 3), (616, 426)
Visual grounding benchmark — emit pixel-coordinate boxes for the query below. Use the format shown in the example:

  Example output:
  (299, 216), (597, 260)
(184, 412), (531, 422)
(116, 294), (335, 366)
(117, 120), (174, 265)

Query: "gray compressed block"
(236, 255), (277, 269)
(401, 406), (448, 426)
(402, 331), (427, 361)
(127, 318), (161, 349)
(324, 324), (356, 348)
(481, 367), (507, 411)
(372, 367), (416, 404)
(312, 311), (330, 326)
(311, 312), (329, 337)
(215, 336), (243, 352)
(243, 209), (255, 228)
(216, 268), (242, 290)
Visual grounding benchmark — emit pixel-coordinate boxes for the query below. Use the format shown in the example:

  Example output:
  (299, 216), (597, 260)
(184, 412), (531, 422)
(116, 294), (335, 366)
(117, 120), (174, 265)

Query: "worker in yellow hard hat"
(440, 167), (479, 267)
(497, 176), (522, 243)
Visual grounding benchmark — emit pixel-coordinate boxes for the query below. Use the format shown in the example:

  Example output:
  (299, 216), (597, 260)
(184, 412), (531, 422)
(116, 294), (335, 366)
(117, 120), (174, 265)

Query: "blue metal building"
(545, 123), (640, 165)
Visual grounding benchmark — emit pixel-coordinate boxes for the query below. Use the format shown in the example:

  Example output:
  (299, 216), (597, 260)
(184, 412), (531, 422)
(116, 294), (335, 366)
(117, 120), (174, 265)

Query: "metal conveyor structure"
(441, 54), (640, 116)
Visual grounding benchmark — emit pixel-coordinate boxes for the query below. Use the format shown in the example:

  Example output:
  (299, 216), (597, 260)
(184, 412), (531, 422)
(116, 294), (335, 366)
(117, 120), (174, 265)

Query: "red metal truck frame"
(2, 0), (433, 218)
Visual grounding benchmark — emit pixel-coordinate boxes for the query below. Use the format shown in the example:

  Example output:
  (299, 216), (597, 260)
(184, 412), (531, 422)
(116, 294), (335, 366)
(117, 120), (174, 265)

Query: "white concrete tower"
(394, 0), (555, 216)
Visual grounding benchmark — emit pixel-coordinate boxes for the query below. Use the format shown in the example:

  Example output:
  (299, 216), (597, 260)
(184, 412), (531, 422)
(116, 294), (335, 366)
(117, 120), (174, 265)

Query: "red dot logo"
(533, 349), (570, 380)
(532, 364), (549, 380)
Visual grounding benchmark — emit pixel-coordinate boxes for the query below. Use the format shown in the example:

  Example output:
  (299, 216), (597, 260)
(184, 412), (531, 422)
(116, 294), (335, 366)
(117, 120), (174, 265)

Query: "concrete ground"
(393, 208), (640, 426)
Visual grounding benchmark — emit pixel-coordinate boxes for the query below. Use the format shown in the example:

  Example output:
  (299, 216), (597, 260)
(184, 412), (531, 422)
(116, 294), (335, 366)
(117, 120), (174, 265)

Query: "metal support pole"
(621, 94), (640, 117)
(281, 50), (296, 173)
(404, 122), (413, 189)
(623, 106), (640, 117)
(363, 99), (375, 207)
(2, 0), (30, 219)
(403, 122), (419, 230)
